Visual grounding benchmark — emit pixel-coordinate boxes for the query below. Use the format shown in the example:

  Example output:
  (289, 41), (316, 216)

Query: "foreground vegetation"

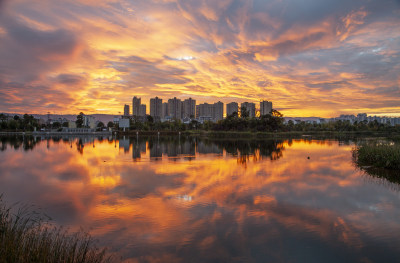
(0, 196), (111, 263)
(353, 143), (400, 170)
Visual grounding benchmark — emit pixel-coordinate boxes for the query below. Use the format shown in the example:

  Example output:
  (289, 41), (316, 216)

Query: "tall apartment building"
(168, 97), (182, 119)
(150, 97), (163, 118)
(260, 100), (273, 116)
(139, 104), (146, 117)
(213, 101), (223, 121)
(183, 98), (196, 118)
(196, 101), (224, 121)
(196, 103), (213, 119)
(226, 102), (238, 116)
(123, 104), (130, 116)
(132, 96), (141, 116)
(162, 102), (169, 119)
(241, 102), (256, 118)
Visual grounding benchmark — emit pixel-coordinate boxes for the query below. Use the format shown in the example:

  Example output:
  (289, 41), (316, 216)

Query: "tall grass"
(0, 196), (111, 263)
(352, 143), (400, 170)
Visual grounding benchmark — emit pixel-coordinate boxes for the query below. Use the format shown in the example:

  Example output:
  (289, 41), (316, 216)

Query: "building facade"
(124, 104), (130, 116)
(226, 102), (238, 117)
(241, 102), (256, 118)
(213, 101), (224, 121)
(150, 97), (163, 118)
(162, 102), (169, 119)
(168, 97), (182, 119)
(183, 98), (196, 118)
(139, 104), (146, 117)
(132, 96), (141, 116)
(260, 100), (273, 116)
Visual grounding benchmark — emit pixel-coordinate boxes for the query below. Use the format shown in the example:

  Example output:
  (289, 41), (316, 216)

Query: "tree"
(76, 112), (84, 128)
(52, 122), (61, 129)
(107, 121), (114, 128)
(62, 121), (69, 127)
(271, 109), (283, 117)
(97, 121), (105, 128)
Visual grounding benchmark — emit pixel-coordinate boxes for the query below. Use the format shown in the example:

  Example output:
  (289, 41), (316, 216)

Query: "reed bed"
(353, 143), (400, 170)
(0, 196), (111, 263)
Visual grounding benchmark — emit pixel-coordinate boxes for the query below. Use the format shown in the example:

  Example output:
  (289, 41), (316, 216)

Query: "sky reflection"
(0, 136), (399, 262)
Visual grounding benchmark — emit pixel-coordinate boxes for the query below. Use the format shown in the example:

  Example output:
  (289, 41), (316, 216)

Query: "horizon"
(0, 0), (399, 117)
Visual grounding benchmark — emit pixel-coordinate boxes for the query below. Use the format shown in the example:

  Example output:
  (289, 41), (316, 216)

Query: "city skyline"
(0, 1), (399, 117)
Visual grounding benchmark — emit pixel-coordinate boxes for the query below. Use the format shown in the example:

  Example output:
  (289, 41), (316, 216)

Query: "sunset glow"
(0, 0), (399, 117)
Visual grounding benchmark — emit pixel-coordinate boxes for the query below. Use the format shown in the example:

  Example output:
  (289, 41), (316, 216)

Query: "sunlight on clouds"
(0, 0), (399, 116)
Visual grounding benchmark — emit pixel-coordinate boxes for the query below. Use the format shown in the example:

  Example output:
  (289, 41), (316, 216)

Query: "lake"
(0, 135), (399, 262)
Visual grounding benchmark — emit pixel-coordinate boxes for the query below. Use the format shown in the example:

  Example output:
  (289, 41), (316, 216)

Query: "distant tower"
(132, 96), (141, 116)
(168, 97), (182, 120)
(213, 101), (224, 121)
(123, 104), (130, 116)
(241, 102), (256, 118)
(226, 102), (238, 117)
(150, 97), (163, 118)
(139, 104), (146, 116)
(260, 100), (273, 116)
(183, 98), (196, 118)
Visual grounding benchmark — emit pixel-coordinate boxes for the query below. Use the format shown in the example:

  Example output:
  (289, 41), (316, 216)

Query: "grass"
(0, 196), (112, 263)
(352, 143), (400, 170)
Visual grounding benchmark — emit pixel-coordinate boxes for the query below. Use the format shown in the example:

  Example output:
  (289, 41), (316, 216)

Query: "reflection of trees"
(206, 139), (285, 165)
(357, 166), (400, 185)
(76, 139), (84, 154)
(0, 135), (41, 151)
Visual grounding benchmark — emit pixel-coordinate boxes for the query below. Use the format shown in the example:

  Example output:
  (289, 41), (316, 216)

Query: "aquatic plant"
(0, 195), (111, 263)
(352, 143), (400, 170)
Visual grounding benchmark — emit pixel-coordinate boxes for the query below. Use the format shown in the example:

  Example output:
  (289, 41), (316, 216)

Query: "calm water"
(1, 135), (400, 262)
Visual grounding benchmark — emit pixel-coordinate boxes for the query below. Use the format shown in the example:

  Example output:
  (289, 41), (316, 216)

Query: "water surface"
(0, 135), (399, 262)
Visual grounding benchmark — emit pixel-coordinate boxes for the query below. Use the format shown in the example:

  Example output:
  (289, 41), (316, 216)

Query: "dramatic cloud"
(0, 0), (399, 116)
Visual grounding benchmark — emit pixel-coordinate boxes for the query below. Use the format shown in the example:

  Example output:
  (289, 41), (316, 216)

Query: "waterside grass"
(0, 196), (111, 263)
(353, 143), (400, 170)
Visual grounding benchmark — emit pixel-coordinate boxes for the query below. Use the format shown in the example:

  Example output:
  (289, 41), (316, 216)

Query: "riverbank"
(0, 196), (111, 263)
(117, 130), (400, 139)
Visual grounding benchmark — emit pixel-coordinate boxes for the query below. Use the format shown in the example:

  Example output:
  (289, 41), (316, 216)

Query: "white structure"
(83, 115), (96, 129)
(260, 100), (272, 116)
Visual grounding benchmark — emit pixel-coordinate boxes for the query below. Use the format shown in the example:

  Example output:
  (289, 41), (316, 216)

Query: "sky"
(0, 0), (399, 117)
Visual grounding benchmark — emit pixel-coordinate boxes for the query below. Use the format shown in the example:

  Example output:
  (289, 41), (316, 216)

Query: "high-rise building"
(162, 102), (169, 119)
(150, 97), (162, 118)
(124, 104), (130, 116)
(213, 101), (223, 121)
(139, 104), (146, 117)
(132, 96), (141, 116)
(260, 100), (273, 116)
(168, 97), (182, 119)
(241, 102), (256, 118)
(183, 98), (196, 118)
(196, 103), (213, 119)
(226, 102), (238, 117)
(196, 102), (223, 122)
